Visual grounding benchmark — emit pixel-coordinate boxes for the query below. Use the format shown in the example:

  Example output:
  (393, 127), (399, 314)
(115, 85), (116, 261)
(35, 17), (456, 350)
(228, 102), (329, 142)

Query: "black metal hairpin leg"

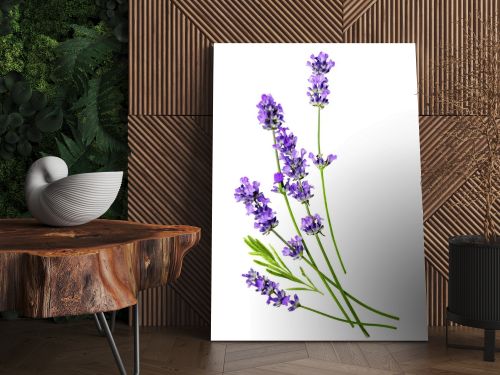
(94, 311), (117, 336)
(446, 318), (498, 362)
(94, 304), (140, 374)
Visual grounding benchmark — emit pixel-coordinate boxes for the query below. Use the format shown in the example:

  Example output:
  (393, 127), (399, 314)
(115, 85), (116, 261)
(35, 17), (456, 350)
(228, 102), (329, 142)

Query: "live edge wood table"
(0, 219), (201, 375)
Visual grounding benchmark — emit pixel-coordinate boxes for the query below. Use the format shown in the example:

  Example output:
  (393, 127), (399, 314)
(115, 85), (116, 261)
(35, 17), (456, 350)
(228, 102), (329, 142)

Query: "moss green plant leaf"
(30, 90), (47, 111)
(11, 81), (32, 105)
(3, 71), (21, 90)
(16, 140), (31, 156)
(19, 102), (36, 117)
(35, 105), (63, 132)
(4, 130), (19, 144)
(6, 112), (22, 128)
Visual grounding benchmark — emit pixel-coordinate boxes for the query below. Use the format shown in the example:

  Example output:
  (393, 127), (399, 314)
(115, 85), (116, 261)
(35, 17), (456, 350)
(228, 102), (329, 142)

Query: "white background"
(212, 43), (427, 341)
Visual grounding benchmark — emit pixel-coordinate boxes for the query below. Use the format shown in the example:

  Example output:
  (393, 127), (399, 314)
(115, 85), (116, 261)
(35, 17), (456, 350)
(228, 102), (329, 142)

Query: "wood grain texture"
(128, 114), (212, 326)
(2, 323), (499, 375)
(0, 219), (200, 318)
(129, 0), (500, 326)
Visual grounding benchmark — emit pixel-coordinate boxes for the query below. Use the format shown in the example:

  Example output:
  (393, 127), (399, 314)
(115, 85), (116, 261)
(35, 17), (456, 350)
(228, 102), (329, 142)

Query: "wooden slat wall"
(129, 0), (499, 326)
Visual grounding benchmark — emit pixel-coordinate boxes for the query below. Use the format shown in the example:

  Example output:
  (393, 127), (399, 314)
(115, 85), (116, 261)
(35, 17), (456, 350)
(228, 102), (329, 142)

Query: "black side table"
(446, 309), (500, 361)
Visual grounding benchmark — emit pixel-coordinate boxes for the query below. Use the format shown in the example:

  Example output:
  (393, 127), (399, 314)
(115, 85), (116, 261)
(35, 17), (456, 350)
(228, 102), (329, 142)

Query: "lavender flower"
(282, 235), (304, 259)
(234, 177), (260, 204)
(271, 172), (288, 194)
(257, 94), (284, 130)
(242, 269), (300, 310)
(309, 152), (337, 169)
(307, 74), (330, 108)
(281, 148), (309, 181)
(235, 177), (278, 234)
(288, 294), (300, 311)
(253, 204), (278, 234)
(301, 214), (324, 235)
(274, 172), (284, 184)
(307, 52), (335, 74)
(307, 52), (335, 108)
(287, 180), (314, 203)
(273, 127), (297, 156)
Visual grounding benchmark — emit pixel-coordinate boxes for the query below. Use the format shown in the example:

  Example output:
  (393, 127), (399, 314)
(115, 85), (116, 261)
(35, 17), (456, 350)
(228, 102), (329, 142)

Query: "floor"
(0, 319), (499, 374)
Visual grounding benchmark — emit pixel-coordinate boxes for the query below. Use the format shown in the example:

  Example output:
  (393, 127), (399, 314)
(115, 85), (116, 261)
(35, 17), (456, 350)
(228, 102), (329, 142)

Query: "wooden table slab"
(0, 219), (200, 318)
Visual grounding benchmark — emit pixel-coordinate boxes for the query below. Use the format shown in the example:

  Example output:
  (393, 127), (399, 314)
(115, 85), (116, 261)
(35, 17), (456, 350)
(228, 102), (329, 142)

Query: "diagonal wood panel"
(343, 0), (378, 31)
(132, 0), (344, 116)
(128, 114), (212, 325)
(129, 0), (499, 327)
(344, 0), (500, 116)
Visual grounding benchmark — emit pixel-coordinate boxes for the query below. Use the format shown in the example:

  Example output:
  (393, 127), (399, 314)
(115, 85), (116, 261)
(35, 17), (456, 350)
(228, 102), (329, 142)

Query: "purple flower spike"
(281, 148), (309, 181)
(257, 94), (284, 130)
(307, 52), (335, 108)
(288, 294), (301, 311)
(309, 152), (337, 169)
(234, 177), (260, 204)
(282, 235), (304, 259)
(274, 172), (284, 184)
(273, 127), (297, 155)
(287, 180), (314, 204)
(242, 269), (301, 311)
(235, 177), (278, 234)
(301, 214), (324, 235)
(307, 74), (330, 108)
(307, 52), (335, 74)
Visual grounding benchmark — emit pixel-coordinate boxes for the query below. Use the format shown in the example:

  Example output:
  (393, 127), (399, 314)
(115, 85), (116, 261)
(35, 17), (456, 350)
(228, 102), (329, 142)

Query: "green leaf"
(56, 131), (88, 170)
(253, 260), (280, 272)
(3, 71), (22, 90)
(11, 81), (32, 105)
(30, 91), (48, 111)
(0, 115), (7, 134)
(19, 103), (36, 117)
(35, 106), (63, 132)
(7, 112), (23, 128)
(287, 287), (313, 291)
(113, 22), (128, 43)
(17, 141), (32, 156)
(3, 143), (15, 152)
(53, 25), (120, 92)
(266, 269), (287, 279)
(0, 148), (13, 160)
(72, 73), (126, 152)
(0, 78), (7, 94)
(26, 127), (42, 143)
(4, 130), (19, 144)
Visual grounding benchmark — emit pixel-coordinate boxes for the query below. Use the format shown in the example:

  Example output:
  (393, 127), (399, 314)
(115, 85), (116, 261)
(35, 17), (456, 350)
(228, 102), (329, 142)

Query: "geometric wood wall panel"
(345, 0), (500, 115)
(129, 0), (499, 326)
(128, 115), (212, 325)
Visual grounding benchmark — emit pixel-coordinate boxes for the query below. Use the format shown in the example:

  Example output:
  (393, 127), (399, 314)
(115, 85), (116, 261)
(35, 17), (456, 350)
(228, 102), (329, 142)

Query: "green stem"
(272, 229), (354, 329)
(305, 204), (369, 337)
(317, 108), (346, 274)
(300, 305), (397, 330)
(317, 107), (321, 154)
(303, 258), (399, 321)
(320, 169), (347, 274)
(269, 134), (355, 327)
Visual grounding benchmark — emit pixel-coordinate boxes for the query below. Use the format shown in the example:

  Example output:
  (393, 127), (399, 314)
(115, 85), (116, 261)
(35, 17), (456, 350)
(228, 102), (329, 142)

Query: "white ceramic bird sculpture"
(25, 156), (123, 226)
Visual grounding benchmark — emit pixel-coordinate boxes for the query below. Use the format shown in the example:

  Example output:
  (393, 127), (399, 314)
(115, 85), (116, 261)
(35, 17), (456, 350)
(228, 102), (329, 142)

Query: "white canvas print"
(212, 43), (427, 341)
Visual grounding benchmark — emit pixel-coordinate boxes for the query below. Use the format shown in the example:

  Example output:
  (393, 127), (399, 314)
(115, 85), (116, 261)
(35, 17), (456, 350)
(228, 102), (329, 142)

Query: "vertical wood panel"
(129, 0), (499, 326)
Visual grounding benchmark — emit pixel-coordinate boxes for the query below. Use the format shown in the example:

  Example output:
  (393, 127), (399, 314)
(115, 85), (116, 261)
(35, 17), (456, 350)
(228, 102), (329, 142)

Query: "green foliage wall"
(0, 0), (128, 218)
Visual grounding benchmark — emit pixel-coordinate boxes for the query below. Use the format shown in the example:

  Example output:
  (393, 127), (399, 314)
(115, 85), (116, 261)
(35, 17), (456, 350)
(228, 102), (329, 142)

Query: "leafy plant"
(96, 0), (128, 43)
(0, 71), (62, 159)
(53, 25), (120, 94)
(0, 0), (22, 36)
(0, 0), (128, 221)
